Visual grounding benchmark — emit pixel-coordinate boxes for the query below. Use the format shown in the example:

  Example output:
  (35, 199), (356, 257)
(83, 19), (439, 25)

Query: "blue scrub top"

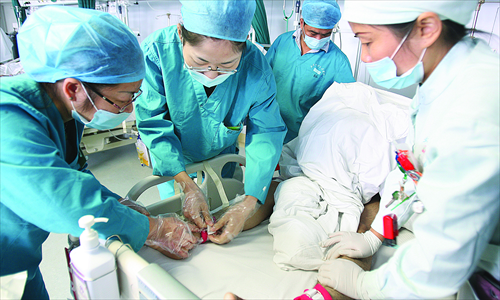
(266, 31), (355, 143)
(136, 26), (287, 203)
(0, 75), (149, 294)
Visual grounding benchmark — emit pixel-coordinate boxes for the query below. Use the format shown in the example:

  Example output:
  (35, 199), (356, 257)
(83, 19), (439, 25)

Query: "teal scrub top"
(135, 26), (287, 203)
(266, 30), (355, 143)
(0, 75), (149, 290)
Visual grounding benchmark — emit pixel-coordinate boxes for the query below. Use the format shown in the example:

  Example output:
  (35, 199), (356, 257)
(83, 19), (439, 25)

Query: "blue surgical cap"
(302, 0), (341, 29)
(181, 0), (256, 42)
(17, 6), (145, 84)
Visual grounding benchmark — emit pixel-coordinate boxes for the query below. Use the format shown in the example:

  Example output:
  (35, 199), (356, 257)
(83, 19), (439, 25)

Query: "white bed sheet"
(138, 219), (318, 299)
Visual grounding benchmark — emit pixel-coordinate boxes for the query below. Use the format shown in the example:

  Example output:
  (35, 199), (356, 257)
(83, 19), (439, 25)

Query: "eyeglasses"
(184, 62), (238, 74)
(83, 83), (142, 113)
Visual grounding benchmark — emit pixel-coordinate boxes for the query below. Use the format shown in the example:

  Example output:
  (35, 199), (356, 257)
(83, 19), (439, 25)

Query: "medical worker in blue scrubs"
(0, 7), (199, 299)
(135, 0), (287, 244)
(266, 0), (355, 143)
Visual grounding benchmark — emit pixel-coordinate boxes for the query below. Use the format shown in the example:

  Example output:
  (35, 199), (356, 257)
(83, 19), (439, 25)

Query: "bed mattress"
(138, 219), (318, 299)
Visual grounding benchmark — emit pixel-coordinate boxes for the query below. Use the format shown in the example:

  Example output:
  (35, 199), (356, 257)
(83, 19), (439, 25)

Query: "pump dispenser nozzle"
(78, 215), (109, 250)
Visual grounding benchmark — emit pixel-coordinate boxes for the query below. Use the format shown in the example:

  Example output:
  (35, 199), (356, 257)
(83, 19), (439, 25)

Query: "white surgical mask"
(303, 32), (330, 50)
(187, 69), (233, 88)
(71, 84), (131, 130)
(365, 30), (427, 90)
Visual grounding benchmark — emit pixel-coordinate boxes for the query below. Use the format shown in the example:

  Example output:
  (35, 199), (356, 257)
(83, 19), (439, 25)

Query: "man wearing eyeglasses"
(266, 0), (355, 144)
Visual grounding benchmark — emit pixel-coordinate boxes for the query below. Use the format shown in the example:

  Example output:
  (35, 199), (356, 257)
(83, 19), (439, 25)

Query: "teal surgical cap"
(18, 6), (145, 84)
(180, 0), (256, 42)
(344, 0), (477, 26)
(302, 0), (341, 29)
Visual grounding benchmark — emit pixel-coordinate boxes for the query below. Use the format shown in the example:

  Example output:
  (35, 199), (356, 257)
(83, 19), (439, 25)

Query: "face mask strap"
(79, 81), (99, 112)
(390, 29), (411, 60)
(417, 48), (427, 62)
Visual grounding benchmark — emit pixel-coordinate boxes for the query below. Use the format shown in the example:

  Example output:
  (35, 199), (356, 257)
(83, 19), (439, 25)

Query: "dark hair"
(385, 19), (467, 48)
(84, 82), (119, 93)
(179, 24), (246, 53)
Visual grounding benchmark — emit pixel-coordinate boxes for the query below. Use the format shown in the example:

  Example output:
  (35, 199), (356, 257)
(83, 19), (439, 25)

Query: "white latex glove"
(322, 230), (382, 260)
(318, 258), (364, 299)
(208, 195), (260, 244)
(146, 213), (200, 259)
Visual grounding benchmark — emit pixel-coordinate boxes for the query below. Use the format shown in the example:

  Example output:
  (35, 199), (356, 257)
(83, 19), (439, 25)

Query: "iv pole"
(283, 0), (293, 32)
(293, 0), (301, 30)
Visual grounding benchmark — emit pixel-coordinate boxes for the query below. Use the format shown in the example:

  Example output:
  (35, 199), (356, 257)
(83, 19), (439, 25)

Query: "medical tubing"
(283, 0), (294, 32)
(390, 192), (416, 211)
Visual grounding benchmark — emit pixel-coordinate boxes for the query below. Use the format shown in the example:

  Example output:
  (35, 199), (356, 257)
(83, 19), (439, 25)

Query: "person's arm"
(358, 129), (500, 299)
(146, 213), (200, 259)
(320, 122), (500, 299)
(321, 168), (415, 260)
(0, 105), (149, 252)
(208, 195), (260, 244)
(135, 42), (186, 178)
(243, 69), (287, 203)
(175, 171), (213, 229)
(208, 58), (286, 244)
(264, 33), (281, 68)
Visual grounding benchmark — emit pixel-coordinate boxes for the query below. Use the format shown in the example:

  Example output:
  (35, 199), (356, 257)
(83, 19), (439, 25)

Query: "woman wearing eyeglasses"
(135, 0), (287, 245)
(1, 7), (200, 299)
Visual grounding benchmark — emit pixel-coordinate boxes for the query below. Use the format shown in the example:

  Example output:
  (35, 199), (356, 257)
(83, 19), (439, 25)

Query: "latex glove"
(322, 230), (382, 260)
(318, 258), (364, 299)
(119, 196), (150, 216)
(146, 213), (200, 259)
(180, 181), (213, 230)
(208, 195), (260, 244)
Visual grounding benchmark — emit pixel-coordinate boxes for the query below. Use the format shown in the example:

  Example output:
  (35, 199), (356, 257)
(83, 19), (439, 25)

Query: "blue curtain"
(78, 0), (95, 9)
(251, 0), (271, 48)
(11, 0), (26, 25)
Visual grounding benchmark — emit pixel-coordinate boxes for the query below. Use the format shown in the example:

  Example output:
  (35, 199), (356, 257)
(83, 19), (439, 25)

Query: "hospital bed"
(105, 153), (426, 299)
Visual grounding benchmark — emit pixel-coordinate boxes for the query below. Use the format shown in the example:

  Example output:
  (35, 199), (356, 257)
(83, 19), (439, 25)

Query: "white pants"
(268, 176), (363, 271)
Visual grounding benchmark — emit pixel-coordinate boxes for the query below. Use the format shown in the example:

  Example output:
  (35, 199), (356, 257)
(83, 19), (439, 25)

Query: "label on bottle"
(70, 264), (91, 300)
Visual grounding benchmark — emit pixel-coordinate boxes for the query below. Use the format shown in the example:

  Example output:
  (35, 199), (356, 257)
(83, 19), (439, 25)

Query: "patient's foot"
(224, 292), (243, 300)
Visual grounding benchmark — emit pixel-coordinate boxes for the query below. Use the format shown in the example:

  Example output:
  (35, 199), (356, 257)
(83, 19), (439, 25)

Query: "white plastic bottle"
(69, 215), (120, 300)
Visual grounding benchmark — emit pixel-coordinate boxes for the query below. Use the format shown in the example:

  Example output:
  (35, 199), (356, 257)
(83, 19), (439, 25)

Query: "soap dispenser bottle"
(69, 215), (120, 299)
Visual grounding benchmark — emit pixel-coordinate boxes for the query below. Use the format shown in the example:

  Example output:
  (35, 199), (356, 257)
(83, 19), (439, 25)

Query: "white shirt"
(360, 37), (500, 299)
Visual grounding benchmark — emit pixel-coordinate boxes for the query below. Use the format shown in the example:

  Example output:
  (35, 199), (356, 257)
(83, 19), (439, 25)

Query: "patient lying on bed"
(268, 82), (411, 272)
(223, 82), (411, 300)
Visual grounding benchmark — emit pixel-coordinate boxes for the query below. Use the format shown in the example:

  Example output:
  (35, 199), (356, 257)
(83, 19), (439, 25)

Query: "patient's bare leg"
(357, 194), (380, 234)
(322, 196), (381, 299)
(242, 180), (278, 230)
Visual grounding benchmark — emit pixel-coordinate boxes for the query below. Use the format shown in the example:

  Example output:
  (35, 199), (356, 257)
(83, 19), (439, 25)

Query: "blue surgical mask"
(71, 84), (131, 130)
(365, 30), (427, 90)
(187, 69), (233, 88)
(303, 32), (330, 50)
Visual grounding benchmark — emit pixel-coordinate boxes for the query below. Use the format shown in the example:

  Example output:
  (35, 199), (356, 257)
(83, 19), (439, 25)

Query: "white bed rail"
(126, 153), (246, 215)
(107, 240), (199, 299)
